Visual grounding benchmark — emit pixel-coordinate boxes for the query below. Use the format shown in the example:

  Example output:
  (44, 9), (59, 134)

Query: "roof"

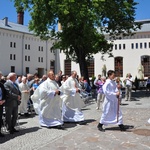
(0, 17), (33, 34)
(135, 20), (150, 33)
(0, 17), (150, 35)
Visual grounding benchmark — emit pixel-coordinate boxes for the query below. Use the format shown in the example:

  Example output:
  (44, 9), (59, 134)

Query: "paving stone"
(0, 90), (150, 150)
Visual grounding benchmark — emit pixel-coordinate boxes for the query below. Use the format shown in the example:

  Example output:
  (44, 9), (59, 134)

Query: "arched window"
(141, 55), (150, 77)
(114, 57), (123, 77)
(64, 60), (71, 76)
(87, 59), (94, 78)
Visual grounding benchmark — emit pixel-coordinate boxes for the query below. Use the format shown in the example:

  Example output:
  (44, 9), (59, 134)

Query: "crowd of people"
(0, 69), (150, 137)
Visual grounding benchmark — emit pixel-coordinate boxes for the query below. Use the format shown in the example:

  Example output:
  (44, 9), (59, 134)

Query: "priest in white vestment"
(18, 76), (30, 115)
(31, 70), (64, 129)
(60, 71), (85, 123)
(97, 70), (126, 132)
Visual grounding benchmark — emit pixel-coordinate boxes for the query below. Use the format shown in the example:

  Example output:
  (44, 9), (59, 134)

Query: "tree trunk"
(75, 48), (90, 84)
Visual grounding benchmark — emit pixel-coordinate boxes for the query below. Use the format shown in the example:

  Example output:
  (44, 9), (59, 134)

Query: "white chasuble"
(31, 78), (63, 127)
(60, 77), (85, 122)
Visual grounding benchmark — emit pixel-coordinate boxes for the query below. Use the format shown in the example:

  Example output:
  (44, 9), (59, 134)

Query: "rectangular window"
(25, 67), (29, 74)
(140, 43), (142, 49)
(10, 54), (12, 60)
(123, 44), (125, 49)
(25, 44), (27, 49)
(144, 42), (147, 48)
(38, 57), (40, 62)
(131, 43), (134, 49)
(39, 46), (40, 51)
(115, 44), (117, 50)
(119, 44), (121, 50)
(10, 42), (12, 47)
(13, 54), (16, 60)
(50, 60), (55, 72)
(14, 42), (16, 48)
(28, 56), (30, 61)
(41, 57), (43, 62)
(136, 43), (138, 49)
(41, 47), (43, 51)
(11, 66), (15, 72)
(149, 42), (150, 48)
(25, 56), (27, 61)
(28, 45), (30, 50)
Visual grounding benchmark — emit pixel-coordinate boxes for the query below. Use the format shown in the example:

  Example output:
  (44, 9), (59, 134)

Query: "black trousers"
(5, 106), (18, 131)
(0, 105), (3, 130)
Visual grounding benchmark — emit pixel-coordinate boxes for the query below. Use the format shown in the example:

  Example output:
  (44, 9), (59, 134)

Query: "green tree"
(13, 0), (140, 82)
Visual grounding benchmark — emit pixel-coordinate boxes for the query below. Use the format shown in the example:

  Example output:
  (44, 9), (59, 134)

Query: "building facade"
(0, 17), (150, 80)
(58, 20), (150, 80)
(0, 17), (56, 77)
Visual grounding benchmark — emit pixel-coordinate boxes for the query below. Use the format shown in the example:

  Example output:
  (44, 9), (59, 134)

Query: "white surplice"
(60, 76), (85, 122)
(18, 82), (30, 114)
(100, 79), (123, 125)
(31, 78), (63, 127)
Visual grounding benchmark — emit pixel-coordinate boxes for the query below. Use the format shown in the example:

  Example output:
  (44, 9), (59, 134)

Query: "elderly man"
(60, 71), (85, 124)
(31, 70), (64, 129)
(18, 76), (30, 116)
(4, 73), (21, 134)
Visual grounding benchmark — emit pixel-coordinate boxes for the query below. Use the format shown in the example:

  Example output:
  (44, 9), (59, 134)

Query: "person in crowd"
(60, 71), (85, 124)
(18, 76), (30, 116)
(31, 70), (64, 129)
(55, 74), (62, 87)
(116, 77), (123, 105)
(78, 76), (85, 90)
(58, 70), (63, 83)
(94, 74), (101, 100)
(15, 76), (22, 85)
(146, 76), (150, 92)
(27, 74), (35, 112)
(83, 79), (91, 94)
(39, 74), (47, 85)
(4, 73), (21, 134)
(124, 73), (133, 101)
(32, 78), (40, 92)
(0, 71), (6, 137)
(61, 75), (66, 85)
(96, 76), (106, 110)
(97, 70), (126, 132)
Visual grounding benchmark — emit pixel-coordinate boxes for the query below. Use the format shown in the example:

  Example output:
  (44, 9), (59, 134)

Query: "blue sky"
(0, 0), (150, 26)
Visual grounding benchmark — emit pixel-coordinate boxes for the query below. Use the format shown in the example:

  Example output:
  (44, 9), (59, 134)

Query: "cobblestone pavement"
(0, 91), (150, 150)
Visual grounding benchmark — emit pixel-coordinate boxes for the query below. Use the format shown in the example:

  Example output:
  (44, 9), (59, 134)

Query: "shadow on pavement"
(0, 127), (41, 144)
(105, 125), (134, 132)
(131, 91), (150, 98)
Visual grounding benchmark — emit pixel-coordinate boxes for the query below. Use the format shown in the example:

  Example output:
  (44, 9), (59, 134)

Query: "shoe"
(56, 125), (65, 130)
(96, 107), (99, 110)
(9, 130), (14, 134)
(97, 123), (105, 132)
(0, 132), (5, 137)
(13, 128), (19, 132)
(119, 124), (126, 131)
(78, 121), (87, 125)
(24, 113), (30, 117)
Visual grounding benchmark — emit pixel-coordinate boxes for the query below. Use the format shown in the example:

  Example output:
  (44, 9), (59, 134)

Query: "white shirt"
(126, 77), (133, 86)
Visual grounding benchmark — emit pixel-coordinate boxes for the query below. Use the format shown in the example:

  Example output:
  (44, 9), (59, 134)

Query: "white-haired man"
(18, 76), (30, 116)
(4, 73), (21, 134)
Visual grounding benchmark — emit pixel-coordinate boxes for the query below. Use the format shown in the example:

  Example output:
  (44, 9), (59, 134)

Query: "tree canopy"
(13, 0), (140, 80)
